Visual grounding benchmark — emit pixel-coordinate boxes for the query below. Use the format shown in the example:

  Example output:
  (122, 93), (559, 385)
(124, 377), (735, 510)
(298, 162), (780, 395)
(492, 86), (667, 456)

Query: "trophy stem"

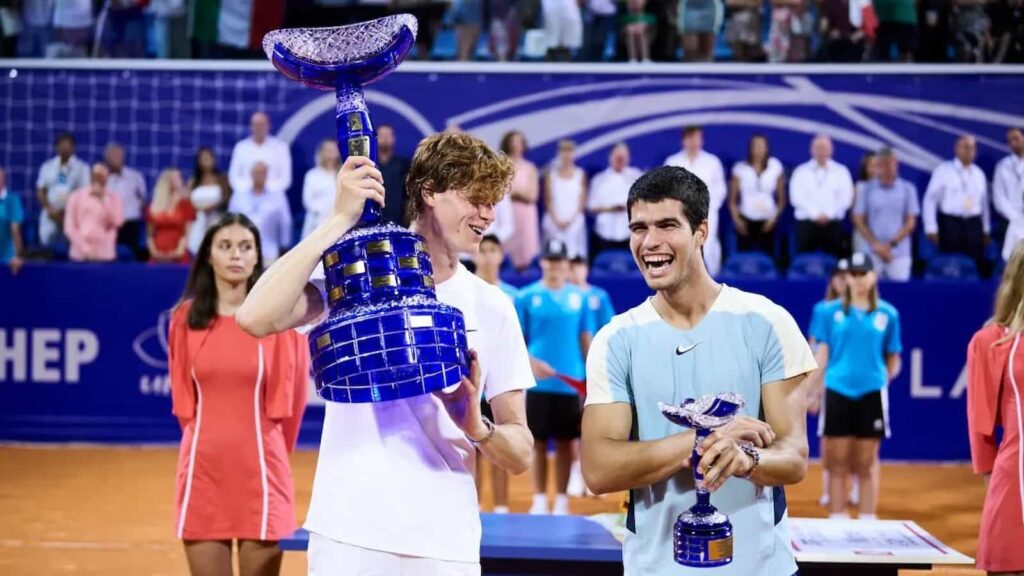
(693, 428), (711, 502)
(335, 81), (381, 225)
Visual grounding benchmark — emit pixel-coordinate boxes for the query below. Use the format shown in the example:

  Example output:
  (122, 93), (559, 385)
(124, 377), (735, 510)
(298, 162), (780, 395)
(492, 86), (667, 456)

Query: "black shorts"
(822, 389), (889, 439)
(526, 392), (581, 441)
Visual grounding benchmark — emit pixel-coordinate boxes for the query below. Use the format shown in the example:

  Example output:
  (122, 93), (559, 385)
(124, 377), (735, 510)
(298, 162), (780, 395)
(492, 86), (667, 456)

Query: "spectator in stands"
(852, 148), (920, 282)
(486, 191), (516, 245)
(819, 0), (868, 62)
(677, 0), (721, 61)
(953, 0), (994, 63)
(0, 167), (25, 274)
(228, 162), (293, 265)
(452, 0), (482, 61)
(168, 214), (307, 576)
(37, 132), (90, 249)
(0, 2), (17, 57)
(543, 0), (584, 61)
(105, 143), (148, 260)
(377, 125), (411, 226)
(148, 0), (189, 59)
(49, 0), (92, 57)
(966, 239), (1024, 576)
(724, 0), (765, 62)
(994, 127), (1024, 262)
(16, 0), (49, 57)
(728, 134), (786, 256)
(516, 239), (594, 515)
(665, 125), (727, 276)
(146, 168), (195, 264)
(64, 163), (125, 263)
(923, 134), (991, 273)
(989, 0), (1024, 63)
(543, 140), (588, 259)
(855, 151), (880, 198)
(768, 0), (812, 62)
(228, 111), (292, 196)
(916, 0), (953, 62)
(503, 131), (541, 271)
(485, 0), (522, 61)
(873, 0), (917, 61)
(588, 143), (641, 259)
(98, 0), (147, 58)
(790, 134), (855, 258)
(582, 0), (617, 61)
(301, 140), (341, 239)
(473, 234), (518, 515)
(623, 0), (654, 62)
(812, 252), (902, 520)
(187, 147), (232, 255)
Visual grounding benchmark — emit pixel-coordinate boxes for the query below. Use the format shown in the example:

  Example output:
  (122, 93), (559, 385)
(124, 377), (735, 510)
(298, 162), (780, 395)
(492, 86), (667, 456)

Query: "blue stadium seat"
(719, 252), (778, 280)
(787, 252), (837, 281)
(116, 244), (136, 262)
(592, 249), (637, 277)
(430, 28), (457, 60)
(50, 240), (69, 261)
(993, 257), (1006, 280)
(925, 254), (979, 281)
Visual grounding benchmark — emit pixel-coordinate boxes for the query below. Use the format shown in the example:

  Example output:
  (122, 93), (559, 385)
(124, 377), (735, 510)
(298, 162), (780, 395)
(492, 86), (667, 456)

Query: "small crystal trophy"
(659, 393), (745, 567)
(263, 16), (469, 403)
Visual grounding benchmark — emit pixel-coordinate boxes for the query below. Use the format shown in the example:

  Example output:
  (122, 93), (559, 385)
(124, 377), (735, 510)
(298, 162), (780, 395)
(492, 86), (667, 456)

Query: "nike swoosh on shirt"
(675, 342), (701, 355)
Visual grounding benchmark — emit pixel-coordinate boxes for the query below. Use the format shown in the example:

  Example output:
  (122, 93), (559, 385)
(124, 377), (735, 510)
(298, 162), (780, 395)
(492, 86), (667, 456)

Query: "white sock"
(859, 513), (877, 520)
(493, 505), (509, 514)
(829, 512), (850, 519)
(532, 494), (547, 508)
(553, 494), (570, 514)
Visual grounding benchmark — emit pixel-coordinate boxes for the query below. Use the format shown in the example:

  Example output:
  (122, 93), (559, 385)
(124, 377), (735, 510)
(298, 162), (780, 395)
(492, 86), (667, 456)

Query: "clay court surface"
(0, 446), (986, 575)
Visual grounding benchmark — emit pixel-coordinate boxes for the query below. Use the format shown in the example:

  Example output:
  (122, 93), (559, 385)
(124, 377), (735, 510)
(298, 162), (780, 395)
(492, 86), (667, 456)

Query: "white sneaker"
(819, 493), (830, 508)
(567, 462), (585, 497)
(849, 476), (859, 507)
(552, 495), (570, 516)
(529, 496), (548, 515)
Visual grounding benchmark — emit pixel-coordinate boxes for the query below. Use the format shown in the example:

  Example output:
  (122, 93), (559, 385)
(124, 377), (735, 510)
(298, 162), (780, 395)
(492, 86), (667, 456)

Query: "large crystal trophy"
(659, 393), (745, 567)
(263, 16), (470, 403)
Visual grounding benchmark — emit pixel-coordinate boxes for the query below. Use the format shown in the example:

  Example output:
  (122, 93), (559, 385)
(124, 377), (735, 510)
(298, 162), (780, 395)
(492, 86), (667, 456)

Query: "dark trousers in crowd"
(796, 219), (844, 258)
(937, 212), (986, 274)
(737, 217), (775, 256)
(582, 14), (616, 61)
(117, 219), (148, 261)
(589, 234), (630, 264)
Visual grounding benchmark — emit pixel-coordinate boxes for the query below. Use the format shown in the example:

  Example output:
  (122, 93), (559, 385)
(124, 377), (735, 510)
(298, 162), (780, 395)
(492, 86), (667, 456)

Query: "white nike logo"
(676, 342), (701, 355)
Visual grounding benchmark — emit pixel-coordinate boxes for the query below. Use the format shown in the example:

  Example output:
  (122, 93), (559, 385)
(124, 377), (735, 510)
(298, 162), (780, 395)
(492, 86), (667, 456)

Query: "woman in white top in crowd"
(301, 140), (342, 239)
(728, 134), (786, 255)
(186, 147), (232, 255)
(542, 139), (588, 259)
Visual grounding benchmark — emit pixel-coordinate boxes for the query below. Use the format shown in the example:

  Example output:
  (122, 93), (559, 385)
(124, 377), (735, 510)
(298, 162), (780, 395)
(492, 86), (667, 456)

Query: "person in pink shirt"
(64, 163), (126, 262)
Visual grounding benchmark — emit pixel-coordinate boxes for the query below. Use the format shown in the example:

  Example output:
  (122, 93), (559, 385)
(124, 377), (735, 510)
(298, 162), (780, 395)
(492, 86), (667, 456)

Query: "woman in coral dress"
(967, 239), (1024, 575)
(169, 213), (309, 576)
(147, 168), (196, 264)
(501, 130), (541, 271)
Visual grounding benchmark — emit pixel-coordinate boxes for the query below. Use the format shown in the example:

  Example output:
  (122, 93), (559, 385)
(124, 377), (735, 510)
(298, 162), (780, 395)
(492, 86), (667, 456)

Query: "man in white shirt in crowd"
(104, 142), (148, 260)
(588, 142), (641, 259)
(664, 126), (726, 276)
(923, 134), (991, 272)
(228, 162), (293, 264)
(789, 134), (855, 258)
(36, 132), (90, 249)
(993, 127), (1024, 262)
(852, 148), (920, 281)
(228, 111), (293, 196)
(236, 131), (534, 575)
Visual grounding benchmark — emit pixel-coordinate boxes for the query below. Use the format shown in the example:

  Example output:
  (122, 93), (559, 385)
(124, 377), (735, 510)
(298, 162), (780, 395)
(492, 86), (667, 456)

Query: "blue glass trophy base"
(674, 505), (734, 567)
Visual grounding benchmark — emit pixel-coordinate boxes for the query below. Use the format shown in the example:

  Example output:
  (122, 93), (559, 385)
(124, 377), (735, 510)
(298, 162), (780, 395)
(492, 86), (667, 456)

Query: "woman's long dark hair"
(179, 213), (264, 329)
(190, 147), (222, 190)
(747, 133), (769, 171)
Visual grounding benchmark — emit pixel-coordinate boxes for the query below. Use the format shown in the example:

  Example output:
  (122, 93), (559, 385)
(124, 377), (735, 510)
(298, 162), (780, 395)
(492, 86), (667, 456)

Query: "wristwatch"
(737, 442), (760, 479)
(468, 415), (496, 447)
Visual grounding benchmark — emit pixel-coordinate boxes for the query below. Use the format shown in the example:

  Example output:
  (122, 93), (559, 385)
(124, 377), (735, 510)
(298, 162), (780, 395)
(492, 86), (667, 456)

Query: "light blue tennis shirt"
(810, 299), (902, 399)
(583, 283), (616, 333)
(516, 281), (595, 395)
(585, 286), (817, 576)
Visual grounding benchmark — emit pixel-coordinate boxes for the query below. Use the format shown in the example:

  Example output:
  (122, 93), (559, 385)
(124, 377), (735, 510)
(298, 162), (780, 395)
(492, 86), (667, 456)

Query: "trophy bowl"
(263, 16), (470, 404)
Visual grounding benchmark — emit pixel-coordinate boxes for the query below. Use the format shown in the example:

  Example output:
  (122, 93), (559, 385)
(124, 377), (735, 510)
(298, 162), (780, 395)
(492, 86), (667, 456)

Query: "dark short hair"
(627, 166), (708, 232)
(570, 255), (587, 265)
(481, 234), (501, 248)
(55, 132), (76, 147)
(682, 125), (702, 138)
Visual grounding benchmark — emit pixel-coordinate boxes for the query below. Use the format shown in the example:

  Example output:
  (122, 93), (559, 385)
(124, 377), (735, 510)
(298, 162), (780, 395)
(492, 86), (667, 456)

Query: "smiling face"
(628, 198), (706, 293)
(425, 187), (496, 255)
(208, 223), (259, 285)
